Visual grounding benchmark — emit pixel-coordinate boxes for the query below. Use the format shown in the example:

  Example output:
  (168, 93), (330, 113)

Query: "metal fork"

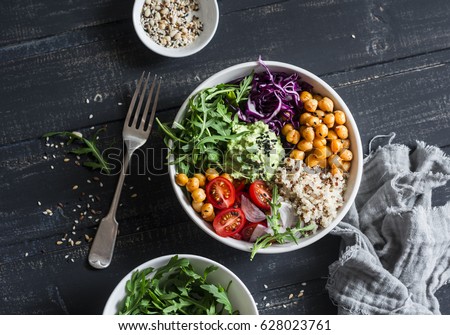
(88, 72), (161, 269)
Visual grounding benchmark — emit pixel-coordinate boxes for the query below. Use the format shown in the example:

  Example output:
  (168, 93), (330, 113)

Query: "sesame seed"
(131, 193), (138, 198)
(86, 99), (90, 103)
(264, 284), (268, 289)
(50, 165), (54, 170)
(99, 182), (104, 187)
(263, 296), (267, 301)
(72, 185), (79, 190)
(37, 201), (41, 206)
(301, 282), (307, 286)
(56, 241), (63, 245)
(265, 303), (270, 307)
(89, 114), (93, 119)
(87, 179), (92, 184)
(118, 102), (123, 106)
(65, 255), (69, 259)
(71, 258), (75, 263)
(64, 158), (70, 162)
(75, 241), (81, 245)
(43, 155), (48, 160)
(25, 252), (29, 257)
(289, 294), (294, 299)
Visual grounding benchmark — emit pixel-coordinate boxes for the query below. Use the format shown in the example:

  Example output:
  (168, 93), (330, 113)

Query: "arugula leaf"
(155, 73), (253, 175)
(200, 283), (234, 315)
(43, 129), (111, 174)
(118, 256), (238, 315)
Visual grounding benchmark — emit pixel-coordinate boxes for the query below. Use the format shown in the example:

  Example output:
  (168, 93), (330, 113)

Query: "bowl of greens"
(103, 254), (258, 315)
(157, 58), (362, 259)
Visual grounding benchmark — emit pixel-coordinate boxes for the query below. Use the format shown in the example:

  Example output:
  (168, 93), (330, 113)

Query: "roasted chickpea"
(201, 203), (215, 220)
(342, 161), (351, 172)
(193, 173), (206, 187)
(318, 158), (327, 169)
(205, 168), (219, 181)
(340, 149), (353, 161)
(175, 173), (189, 186)
(313, 138), (326, 148)
(192, 200), (204, 213)
(331, 165), (342, 176)
(281, 123), (294, 136)
(290, 149), (305, 160)
(304, 98), (318, 112)
(328, 154), (343, 168)
(301, 127), (315, 142)
(325, 146), (332, 158)
(327, 129), (338, 140)
(220, 173), (234, 183)
(286, 129), (301, 144)
(318, 97), (334, 112)
(330, 139), (343, 153)
(306, 116), (320, 127)
(191, 188), (206, 203)
(314, 110), (325, 119)
(315, 124), (328, 138)
(313, 94), (323, 101)
(342, 139), (350, 149)
(313, 147), (328, 160)
(323, 113), (335, 128)
(305, 154), (319, 168)
(334, 110), (346, 125)
(297, 140), (313, 152)
(186, 177), (200, 192)
(335, 125), (349, 139)
(203, 212), (215, 222)
(300, 91), (313, 102)
(299, 112), (312, 125)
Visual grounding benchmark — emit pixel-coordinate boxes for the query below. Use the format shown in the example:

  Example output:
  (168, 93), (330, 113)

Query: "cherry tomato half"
(248, 180), (272, 211)
(206, 177), (235, 209)
(213, 208), (246, 237)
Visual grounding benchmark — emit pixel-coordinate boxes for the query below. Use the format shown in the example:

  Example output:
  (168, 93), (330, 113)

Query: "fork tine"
(139, 74), (157, 131)
(131, 72), (151, 129)
(124, 72), (146, 128)
(146, 77), (161, 133)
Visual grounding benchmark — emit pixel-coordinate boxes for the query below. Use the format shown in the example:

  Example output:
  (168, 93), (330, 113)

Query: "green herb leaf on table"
(43, 129), (111, 174)
(118, 255), (238, 315)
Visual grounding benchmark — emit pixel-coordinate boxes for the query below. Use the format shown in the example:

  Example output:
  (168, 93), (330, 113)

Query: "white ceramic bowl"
(169, 61), (363, 254)
(103, 254), (258, 315)
(132, 0), (219, 58)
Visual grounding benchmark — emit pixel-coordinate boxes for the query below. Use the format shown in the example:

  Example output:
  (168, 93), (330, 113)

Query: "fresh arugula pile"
(156, 73), (253, 175)
(43, 129), (111, 173)
(250, 185), (318, 260)
(119, 255), (238, 315)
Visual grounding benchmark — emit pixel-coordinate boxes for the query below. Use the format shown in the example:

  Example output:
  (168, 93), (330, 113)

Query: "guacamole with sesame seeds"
(224, 121), (285, 181)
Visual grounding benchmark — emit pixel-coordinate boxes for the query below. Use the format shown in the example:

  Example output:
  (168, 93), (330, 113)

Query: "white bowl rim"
(132, 0), (219, 58)
(103, 254), (258, 315)
(168, 60), (363, 254)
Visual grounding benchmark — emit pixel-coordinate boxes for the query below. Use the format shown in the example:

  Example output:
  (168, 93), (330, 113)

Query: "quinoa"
(275, 157), (347, 228)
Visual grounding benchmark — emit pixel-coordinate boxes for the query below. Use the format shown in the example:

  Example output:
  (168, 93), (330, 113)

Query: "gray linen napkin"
(326, 136), (450, 314)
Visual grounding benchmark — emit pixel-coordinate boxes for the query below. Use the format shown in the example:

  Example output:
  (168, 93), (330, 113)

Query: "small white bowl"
(132, 0), (219, 58)
(103, 254), (258, 315)
(169, 61), (363, 255)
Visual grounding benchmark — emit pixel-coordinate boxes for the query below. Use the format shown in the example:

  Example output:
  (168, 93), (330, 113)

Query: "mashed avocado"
(224, 121), (285, 181)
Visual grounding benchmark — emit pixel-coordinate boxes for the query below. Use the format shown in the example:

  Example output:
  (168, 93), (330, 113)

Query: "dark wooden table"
(1, 0), (449, 315)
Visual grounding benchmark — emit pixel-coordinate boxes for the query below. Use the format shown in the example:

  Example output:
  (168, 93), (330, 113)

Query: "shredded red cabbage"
(237, 57), (313, 135)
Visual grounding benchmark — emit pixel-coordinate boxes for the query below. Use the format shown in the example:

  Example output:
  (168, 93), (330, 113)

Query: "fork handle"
(88, 147), (134, 269)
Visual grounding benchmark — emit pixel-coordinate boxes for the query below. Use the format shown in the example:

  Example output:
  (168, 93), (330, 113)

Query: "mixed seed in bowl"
(140, 0), (203, 48)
